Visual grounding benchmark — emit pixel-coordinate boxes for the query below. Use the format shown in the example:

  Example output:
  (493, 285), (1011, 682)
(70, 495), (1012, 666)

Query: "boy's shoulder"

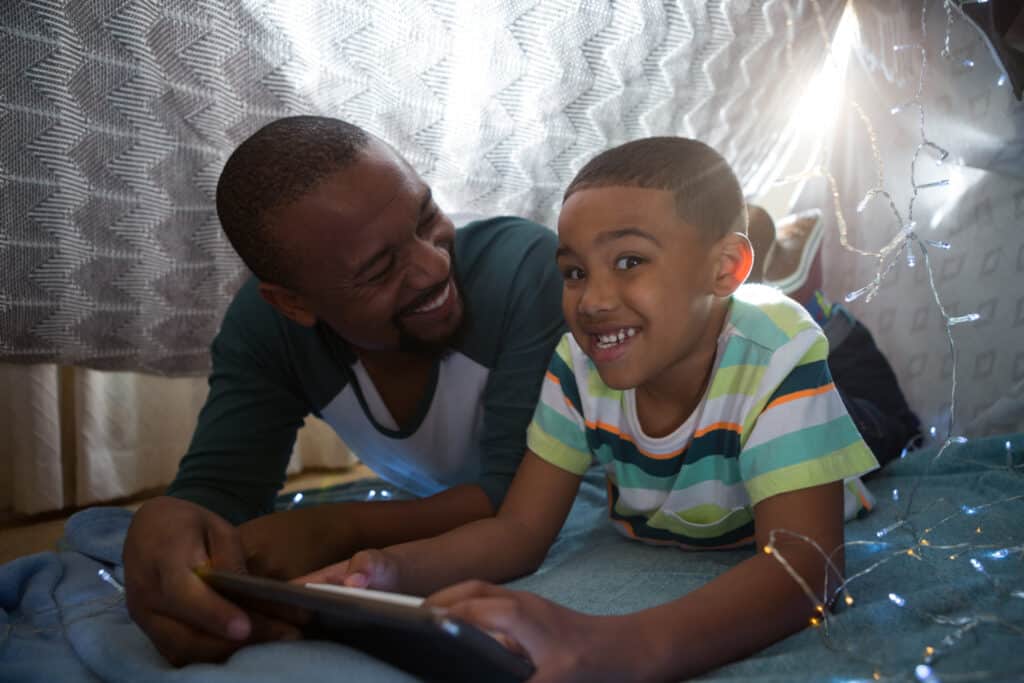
(725, 284), (823, 354)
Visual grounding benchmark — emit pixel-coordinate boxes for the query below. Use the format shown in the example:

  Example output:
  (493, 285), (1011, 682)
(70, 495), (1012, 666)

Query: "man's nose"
(405, 236), (451, 288)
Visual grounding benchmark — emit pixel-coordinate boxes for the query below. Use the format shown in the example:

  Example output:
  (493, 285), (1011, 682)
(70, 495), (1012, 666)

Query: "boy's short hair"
(563, 137), (747, 242)
(216, 116), (371, 285)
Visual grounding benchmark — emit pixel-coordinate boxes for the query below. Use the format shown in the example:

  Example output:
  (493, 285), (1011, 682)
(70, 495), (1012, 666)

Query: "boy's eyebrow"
(595, 227), (662, 248)
(354, 187), (433, 280)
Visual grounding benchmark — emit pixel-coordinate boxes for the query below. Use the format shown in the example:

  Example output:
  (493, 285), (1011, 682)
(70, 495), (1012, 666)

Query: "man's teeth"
(414, 283), (450, 313)
(595, 328), (637, 348)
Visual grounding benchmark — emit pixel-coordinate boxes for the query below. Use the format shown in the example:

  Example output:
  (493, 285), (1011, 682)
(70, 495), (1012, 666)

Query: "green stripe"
(548, 341), (583, 415)
(609, 484), (754, 546)
(528, 423), (592, 475)
(740, 415), (865, 479)
(744, 440), (877, 506)
(585, 425), (741, 478)
(717, 340), (772, 369)
(532, 403), (588, 453)
(613, 453), (744, 491)
(587, 366), (622, 400)
(707, 363), (766, 400)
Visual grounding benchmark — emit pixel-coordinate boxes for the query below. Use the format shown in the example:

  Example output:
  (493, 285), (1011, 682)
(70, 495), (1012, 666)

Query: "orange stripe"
(765, 383), (834, 411)
(694, 421), (743, 438)
(545, 370), (561, 385)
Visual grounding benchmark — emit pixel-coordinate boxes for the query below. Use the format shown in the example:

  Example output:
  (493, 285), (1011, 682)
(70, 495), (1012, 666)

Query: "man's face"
(271, 141), (464, 353)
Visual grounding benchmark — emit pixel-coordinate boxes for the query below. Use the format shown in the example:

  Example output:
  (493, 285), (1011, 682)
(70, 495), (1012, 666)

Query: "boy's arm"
(431, 481), (845, 683)
(297, 451), (582, 596)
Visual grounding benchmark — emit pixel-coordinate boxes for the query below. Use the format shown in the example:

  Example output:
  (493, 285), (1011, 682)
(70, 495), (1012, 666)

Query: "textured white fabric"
(0, 0), (843, 373)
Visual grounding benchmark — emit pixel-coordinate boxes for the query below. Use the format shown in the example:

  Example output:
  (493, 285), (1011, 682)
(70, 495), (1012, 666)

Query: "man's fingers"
(246, 610), (304, 643)
(205, 517), (248, 574)
(142, 611), (246, 667)
(158, 566), (252, 641)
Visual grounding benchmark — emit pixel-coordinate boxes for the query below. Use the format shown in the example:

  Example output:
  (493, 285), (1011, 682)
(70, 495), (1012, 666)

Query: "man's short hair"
(216, 116), (371, 285)
(564, 137), (747, 242)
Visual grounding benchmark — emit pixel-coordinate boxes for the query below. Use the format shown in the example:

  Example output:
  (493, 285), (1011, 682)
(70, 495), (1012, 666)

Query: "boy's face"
(265, 140), (464, 353)
(556, 185), (726, 392)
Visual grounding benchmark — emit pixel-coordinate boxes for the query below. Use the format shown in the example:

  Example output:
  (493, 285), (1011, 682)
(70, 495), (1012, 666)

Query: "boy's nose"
(577, 276), (617, 315)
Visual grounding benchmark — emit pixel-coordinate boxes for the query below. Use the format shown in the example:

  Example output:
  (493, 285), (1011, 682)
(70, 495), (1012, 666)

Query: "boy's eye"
(562, 266), (585, 281)
(614, 256), (644, 270)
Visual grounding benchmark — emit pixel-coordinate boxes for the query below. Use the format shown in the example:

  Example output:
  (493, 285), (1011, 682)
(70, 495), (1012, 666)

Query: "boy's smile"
(556, 185), (741, 425)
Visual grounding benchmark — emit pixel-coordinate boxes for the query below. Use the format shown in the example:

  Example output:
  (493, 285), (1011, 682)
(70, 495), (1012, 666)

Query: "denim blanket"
(3, 434), (1023, 682)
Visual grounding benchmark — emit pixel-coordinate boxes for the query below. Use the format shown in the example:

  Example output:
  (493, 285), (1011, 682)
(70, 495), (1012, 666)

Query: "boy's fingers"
(143, 611), (246, 666)
(443, 597), (541, 658)
(425, 579), (508, 608)
(343, 572), (369, 588)
(293, 560), (350, 586)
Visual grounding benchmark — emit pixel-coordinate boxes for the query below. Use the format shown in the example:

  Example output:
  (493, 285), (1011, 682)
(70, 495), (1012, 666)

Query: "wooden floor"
(0, 464), (373, 566)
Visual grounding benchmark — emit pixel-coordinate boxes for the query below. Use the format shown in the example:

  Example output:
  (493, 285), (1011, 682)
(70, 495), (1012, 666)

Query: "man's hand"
(239, 506), (359, 580)
(427, 581), (631, 683)
(123, 496), (301, 666)
(294, 548), (402, 592)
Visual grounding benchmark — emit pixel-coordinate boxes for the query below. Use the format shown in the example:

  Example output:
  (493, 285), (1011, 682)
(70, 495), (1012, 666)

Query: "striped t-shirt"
(526, 284), (879, 549)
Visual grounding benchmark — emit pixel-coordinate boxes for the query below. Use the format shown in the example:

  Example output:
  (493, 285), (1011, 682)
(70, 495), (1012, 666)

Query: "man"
(123, 116), (565, 665)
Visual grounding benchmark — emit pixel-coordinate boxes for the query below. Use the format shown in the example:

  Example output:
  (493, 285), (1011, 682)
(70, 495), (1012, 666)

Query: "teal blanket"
(3, 434), (1022, 681)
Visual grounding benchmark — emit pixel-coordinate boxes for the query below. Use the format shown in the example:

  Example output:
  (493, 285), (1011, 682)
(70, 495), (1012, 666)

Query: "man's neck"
(353, 347), (439, 431)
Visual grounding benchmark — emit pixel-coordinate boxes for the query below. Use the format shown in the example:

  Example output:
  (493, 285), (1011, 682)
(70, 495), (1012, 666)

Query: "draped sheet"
(0, 0), (843, 373)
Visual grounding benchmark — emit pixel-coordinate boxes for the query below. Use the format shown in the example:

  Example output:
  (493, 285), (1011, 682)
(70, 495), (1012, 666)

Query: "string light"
(763, 2), (1024, 681)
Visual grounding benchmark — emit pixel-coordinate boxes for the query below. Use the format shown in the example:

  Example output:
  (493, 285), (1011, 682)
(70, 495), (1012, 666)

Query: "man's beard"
(394, 281), (469, 355)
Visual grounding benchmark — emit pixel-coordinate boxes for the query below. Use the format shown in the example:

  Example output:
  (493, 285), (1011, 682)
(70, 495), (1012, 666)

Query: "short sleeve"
(527, 336), (593, 476)
(739, 329), (879, 506)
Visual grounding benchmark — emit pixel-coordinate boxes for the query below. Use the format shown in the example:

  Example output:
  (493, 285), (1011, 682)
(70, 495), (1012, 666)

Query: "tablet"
(200, 569), (534, 683)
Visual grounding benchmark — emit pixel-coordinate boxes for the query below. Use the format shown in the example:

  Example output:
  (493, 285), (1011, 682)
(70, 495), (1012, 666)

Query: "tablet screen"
(200, 569), (534, 683)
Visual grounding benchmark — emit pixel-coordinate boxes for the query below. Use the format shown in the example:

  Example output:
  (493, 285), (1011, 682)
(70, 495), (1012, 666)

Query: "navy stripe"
(608, 484), (755, 548)
(549, 349), (583, 415)
(766, 359), (832, 405)
(587, 426), (741, 478)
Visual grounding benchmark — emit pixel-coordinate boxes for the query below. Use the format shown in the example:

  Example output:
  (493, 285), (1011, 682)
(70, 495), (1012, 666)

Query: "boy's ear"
(711, 232), (754, 297)
(258, 282), (317, 327)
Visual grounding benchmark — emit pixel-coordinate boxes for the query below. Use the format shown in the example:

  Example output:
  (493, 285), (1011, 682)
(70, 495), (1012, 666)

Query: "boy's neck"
(633, 299), (729, 439)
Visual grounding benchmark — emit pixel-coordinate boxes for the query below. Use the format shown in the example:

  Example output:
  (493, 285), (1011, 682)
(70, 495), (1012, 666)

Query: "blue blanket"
(3, 434), (1023, 682)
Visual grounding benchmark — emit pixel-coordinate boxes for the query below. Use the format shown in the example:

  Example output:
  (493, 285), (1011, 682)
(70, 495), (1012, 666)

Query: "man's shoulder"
(454, 215), (556, 269)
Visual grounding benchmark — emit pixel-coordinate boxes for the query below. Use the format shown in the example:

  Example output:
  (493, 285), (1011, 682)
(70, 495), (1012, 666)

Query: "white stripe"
(744, 386), (850, 450)
(617, 478), (751, 518)
(539, 377), (585, 426)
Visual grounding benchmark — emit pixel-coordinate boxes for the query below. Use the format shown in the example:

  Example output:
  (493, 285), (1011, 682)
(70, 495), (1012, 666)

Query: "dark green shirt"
(167, 217), (566, 524)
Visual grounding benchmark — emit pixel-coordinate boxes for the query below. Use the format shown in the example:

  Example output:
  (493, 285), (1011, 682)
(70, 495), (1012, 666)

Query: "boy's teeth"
(595, 327), (637, 348)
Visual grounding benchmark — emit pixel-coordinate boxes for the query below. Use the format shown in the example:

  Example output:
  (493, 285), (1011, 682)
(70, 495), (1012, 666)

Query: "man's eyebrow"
(594, 227), (662, 248)
(418, 187), (433, 218)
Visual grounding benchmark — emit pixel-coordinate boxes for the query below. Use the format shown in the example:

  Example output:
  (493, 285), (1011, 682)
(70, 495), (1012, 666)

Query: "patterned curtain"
(0, 0), (844, 374)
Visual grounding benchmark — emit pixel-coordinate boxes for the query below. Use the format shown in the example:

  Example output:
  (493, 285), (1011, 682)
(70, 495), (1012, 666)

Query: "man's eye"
(614, 256), (644, 270)
(562, 267), (585, 281)
(367, 256), (395, 283)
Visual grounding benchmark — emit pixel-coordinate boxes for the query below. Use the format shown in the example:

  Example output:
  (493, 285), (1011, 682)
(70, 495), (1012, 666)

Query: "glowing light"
(889, 593), (906, 607)
(961, 504), (978, 515)
(844, 594), (855, 606)
(970, 558), (984, 573)
(988, 549), (1009, 559)
(947, 313), (980, 326)
(915, 664), (938, 682)
(998, 73), (1008, 86)
(763, 545), (774, 555)
(892, 488), (900, 501)
(919, 538), (930, 546)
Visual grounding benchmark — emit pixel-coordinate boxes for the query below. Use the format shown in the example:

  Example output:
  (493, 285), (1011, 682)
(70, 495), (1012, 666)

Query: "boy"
(300, 138), (880, 681)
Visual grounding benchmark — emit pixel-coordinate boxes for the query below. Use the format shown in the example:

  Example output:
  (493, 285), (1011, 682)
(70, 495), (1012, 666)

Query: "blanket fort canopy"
(0, 0), (842, 373)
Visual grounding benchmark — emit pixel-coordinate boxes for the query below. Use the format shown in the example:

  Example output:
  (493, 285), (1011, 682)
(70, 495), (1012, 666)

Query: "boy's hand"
(426, 581), (631, 683)
(123, 496), (302, 666)
(239, 506), (358, 580)
(294, 548), (402, 592)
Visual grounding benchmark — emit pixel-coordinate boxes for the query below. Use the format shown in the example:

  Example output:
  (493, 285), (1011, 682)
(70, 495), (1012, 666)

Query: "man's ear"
(258, 282), (317, 327)
(711, 232), (754, 297)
